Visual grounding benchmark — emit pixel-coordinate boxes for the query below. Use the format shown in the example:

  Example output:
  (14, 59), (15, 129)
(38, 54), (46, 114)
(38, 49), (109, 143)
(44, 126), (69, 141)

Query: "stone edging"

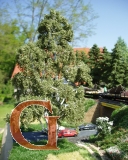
(76, 142), (111, 160)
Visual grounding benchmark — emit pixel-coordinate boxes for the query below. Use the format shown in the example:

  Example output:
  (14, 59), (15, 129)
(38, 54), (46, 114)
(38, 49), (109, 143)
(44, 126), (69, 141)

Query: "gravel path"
(0, 129), (4, 134)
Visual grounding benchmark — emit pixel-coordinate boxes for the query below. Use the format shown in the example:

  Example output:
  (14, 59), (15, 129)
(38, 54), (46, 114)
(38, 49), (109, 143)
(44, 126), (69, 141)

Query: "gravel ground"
(0, 129), (4, 134)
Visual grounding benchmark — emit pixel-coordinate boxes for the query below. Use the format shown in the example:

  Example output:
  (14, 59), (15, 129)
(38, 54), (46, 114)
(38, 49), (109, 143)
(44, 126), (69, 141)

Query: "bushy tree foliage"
(107, 37), (128, 88)
(75, 51), (88, 65)
(111, 105), (128, 129)
(0, 0), (97, 101)
(100, 47), (111, 86)
(86, 39), (128, 89)
(88, 44), (103, 84)
(37, 9), (73, 50)
(12, 10), (92, 128)
(81, 51), (88, 64)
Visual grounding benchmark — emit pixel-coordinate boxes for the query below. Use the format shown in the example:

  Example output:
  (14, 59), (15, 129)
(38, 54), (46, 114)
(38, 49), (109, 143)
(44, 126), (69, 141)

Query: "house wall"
(84, 101), (100, 123)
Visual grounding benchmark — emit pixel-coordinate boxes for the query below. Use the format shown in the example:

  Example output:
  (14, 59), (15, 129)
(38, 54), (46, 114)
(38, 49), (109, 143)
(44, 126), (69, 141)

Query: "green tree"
(0, 21), (26, 79)
(0, 70), (5, 95)
(88, 44), (103, 84)
(81, 51), (88, 64)
(2, 0), (97, 44)
(75, 51), (82, 63)
(107, 37), (128, 88)
(0, 18), (26, 97)
(100, 47), (111, 86)
(74, 50), (89, 85)
(75, 51), (88, 64)
(12, 10), (92, 128)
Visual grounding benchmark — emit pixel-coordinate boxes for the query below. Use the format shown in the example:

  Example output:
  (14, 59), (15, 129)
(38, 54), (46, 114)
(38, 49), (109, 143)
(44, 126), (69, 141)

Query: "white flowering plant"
(106, 145), (123, 160)
(96, 117), (113, 137)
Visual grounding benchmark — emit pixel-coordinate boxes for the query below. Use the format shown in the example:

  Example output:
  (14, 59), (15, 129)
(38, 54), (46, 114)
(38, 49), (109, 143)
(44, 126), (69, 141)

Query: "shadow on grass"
(20, 123), (43, 132)
(12, 138), (80, 154)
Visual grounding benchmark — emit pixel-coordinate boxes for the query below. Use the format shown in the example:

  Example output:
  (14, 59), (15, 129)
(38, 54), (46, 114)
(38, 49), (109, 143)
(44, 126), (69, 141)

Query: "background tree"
(2, 0), (97, 45)
(100, 47), (111, 86)
(81, 51), (88, 64)
(88, 44), (103, 85)
(74, 50), (89, 85)
(75, 51), (88, 65)
(75, 51), (82, 63)
(107, 37), (128, 88)
(0, 21), (26, 80)
(12, 10), (93, 128)
(0, 9), (26, 99)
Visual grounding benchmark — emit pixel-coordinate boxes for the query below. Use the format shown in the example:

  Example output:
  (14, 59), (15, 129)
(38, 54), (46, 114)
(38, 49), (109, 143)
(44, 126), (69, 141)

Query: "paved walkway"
(0, 124), (13, 160)
(0, 128), (4, 160)
(0, 128), (4, 159)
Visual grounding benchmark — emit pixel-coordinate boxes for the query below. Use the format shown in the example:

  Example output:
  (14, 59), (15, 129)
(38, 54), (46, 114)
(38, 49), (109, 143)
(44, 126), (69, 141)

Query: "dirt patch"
(0, 102), (3, 105)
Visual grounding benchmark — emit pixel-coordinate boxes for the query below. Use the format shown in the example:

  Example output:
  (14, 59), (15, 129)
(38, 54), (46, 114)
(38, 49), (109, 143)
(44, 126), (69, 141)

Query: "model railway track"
(85, 85), (128, 104)
(85, 92), (128, 104)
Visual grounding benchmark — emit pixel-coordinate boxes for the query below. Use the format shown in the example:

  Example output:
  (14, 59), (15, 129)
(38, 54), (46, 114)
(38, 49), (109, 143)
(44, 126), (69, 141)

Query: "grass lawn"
(9, 139), (95, 160)
(84, 98), (96, 112)
(0, 133), (3, 153)
(21, 123), (44, 132)
(0, 103), (14, 128)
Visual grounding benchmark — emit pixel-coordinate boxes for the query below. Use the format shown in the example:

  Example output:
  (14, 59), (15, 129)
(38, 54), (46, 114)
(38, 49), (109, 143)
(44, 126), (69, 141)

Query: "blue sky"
(1, 0), (128, 52)
(84, 0), (128, 51)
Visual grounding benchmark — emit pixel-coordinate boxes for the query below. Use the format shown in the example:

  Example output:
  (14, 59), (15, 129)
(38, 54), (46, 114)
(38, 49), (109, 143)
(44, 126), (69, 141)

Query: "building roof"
(74, 47), (90, 53)
(11, 64), (22, 78)
(74, 47), (103, 53)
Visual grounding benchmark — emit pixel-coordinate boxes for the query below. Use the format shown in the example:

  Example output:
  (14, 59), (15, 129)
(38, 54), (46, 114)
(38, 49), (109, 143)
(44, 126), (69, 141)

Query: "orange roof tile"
(73, 47), (103, 53)
(11, 64), (22, 79)
(73, 48), (90, 53)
